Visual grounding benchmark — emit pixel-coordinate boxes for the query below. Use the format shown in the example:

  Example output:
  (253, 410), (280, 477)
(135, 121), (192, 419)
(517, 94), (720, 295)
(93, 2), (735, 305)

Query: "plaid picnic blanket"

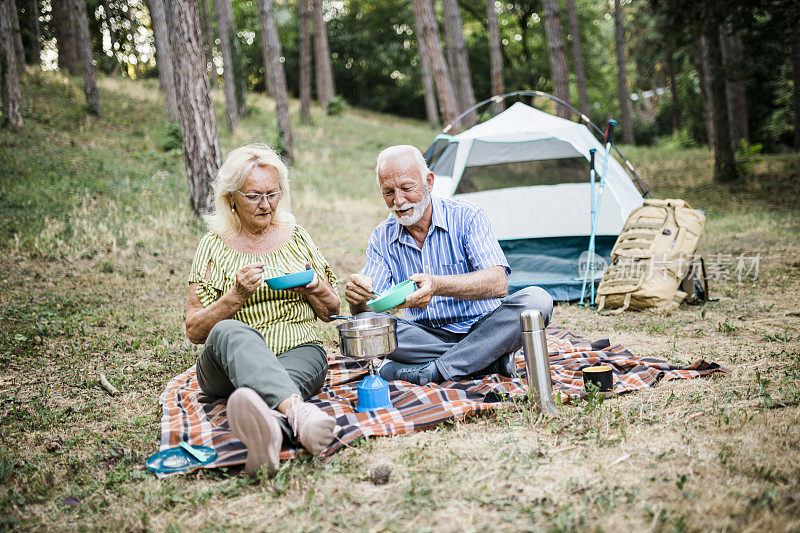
(158, 326), (723, 473)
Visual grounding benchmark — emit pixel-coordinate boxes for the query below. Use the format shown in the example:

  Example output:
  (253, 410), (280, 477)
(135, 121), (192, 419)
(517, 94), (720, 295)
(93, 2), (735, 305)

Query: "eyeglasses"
(235, 189), (283, 205)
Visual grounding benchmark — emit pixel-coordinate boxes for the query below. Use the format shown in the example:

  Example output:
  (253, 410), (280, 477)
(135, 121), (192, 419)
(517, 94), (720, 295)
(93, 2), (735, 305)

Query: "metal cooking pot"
(333, 315), (397, 359)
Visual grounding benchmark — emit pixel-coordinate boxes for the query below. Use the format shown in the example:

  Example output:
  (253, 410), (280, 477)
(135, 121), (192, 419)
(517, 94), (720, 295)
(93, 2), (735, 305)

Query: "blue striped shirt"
(362, 196), (511, 333)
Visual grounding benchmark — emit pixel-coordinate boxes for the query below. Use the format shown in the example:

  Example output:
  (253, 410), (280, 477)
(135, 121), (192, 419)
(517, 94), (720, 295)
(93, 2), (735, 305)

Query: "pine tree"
(411, 0), (458, 128)
(213, 0), (239, 130)
(299, 0), (313, 124)
(486, 0), (504, 114)
(145, 0), (179, 122)
(70, 0), (101, 116)
(614, 0), (634, 144)
(257, 0), (294, 163)
(165, 0), (222, 215)
(0, 0), (23, 128)
(542, 0), (572, 119)
(311, 0), (335, 107)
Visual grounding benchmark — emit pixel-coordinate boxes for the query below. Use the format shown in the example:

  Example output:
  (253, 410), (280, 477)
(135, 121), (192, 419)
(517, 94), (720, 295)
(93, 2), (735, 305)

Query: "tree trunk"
(233, 42), (246, 116)
(705, 27), (737, 183)
(564, 0), (589, 117)
(441, 0), (476, 126)
(0, 0), (23, 128)
(51, 0), (79, 74)
(25, 0), (40, 66)
(613, 0), (634, 144)
(145, 0), (179, 122)
(218, 0), (247, 119)
(411, 0), (458, 129)
(486, 0), (504, 115)
(719, 25), (748, 146)
(212, 0), (238, 131)
(165, 0), (221, 215)
(542, 0), (572, 119)
(311, 0), (335, 106)
(257, 0), (294, 164)
(443, 33), (459, 108)
(197, 0), (216, 87)
(69, 0), (100, 116)
(692, 36), (715, 151)
(299, 0), (312, 124)
(411, 0), (439, 127)
(664, 40), (680, 131)
(793, 28), (800, 151)
(8, 0), (23, 68)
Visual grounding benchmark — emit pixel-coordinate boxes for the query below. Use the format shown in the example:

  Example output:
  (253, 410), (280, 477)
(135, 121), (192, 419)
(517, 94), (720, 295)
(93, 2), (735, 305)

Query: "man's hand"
(345, 273), (375, 307)
(398, 273), (437, 309)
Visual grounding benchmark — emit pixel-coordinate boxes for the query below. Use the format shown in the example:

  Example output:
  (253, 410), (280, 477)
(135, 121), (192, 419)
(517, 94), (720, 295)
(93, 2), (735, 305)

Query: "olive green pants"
(196, 319), (329, 444)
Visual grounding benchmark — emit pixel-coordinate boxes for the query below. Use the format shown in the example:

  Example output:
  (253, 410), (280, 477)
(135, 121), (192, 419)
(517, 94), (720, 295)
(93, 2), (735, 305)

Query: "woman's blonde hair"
(204, 143), (295, 240)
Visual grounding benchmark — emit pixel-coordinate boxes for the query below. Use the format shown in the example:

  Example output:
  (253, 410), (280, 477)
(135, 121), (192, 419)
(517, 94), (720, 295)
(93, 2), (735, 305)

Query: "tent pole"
(579, 148), (597, 307)
(582, 120), (616, 306)
(591, 120), (617, 305)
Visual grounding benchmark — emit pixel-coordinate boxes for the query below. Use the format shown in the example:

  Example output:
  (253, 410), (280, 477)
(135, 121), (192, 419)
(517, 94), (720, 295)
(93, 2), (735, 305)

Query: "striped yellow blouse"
(188, 225), (338, 355)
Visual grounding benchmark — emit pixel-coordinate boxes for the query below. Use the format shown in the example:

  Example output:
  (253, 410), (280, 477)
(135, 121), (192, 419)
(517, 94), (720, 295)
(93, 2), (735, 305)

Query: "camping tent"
(424, 102), (645, 301)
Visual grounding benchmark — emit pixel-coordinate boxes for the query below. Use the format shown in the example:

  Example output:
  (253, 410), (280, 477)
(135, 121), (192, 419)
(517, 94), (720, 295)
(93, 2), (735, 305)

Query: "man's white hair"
(203, 142), (295, 240)
(375, 145), (430, 185)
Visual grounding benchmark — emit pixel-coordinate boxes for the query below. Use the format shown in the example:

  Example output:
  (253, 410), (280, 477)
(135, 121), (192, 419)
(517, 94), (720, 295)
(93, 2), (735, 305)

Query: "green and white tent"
(425, 102), (646, 301)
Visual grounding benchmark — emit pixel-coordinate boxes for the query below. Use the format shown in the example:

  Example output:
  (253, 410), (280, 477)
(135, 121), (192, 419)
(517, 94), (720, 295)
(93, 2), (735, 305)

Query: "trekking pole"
(587, 120), (616, 306)
(579, 148), (597, 306)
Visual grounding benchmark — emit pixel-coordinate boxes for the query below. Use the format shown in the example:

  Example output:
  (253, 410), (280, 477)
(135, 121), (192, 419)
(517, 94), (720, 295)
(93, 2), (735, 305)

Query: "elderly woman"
(185, 143), (340, 476)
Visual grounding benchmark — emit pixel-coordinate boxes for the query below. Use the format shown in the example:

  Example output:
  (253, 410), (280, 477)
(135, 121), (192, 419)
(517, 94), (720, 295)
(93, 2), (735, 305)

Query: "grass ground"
(1, 70), (799, 532)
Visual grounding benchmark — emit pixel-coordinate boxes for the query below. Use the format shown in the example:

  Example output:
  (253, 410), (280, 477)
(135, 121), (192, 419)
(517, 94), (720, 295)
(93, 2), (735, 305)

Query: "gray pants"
(196, 319), (329, 444)
(362, 286), (553, 381)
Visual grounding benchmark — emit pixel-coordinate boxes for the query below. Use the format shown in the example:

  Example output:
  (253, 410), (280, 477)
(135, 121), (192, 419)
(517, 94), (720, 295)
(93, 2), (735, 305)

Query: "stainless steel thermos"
(520, 310), (559, 415)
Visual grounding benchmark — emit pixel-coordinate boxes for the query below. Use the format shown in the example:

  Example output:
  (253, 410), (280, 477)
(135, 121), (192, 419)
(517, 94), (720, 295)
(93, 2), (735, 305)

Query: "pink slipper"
(227, 388), (283, 476)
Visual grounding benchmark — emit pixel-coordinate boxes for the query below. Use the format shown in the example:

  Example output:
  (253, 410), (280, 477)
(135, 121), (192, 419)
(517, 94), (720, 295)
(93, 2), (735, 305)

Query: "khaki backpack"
(596, 199), (706, 314)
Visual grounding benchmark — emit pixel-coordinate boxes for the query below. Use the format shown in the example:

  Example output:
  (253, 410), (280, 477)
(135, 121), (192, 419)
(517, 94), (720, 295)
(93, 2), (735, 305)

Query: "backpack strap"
(599, 293), (631, 315)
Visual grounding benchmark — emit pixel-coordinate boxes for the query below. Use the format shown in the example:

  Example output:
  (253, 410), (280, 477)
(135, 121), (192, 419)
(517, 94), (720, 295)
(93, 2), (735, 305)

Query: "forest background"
(5, 0), (799, 154)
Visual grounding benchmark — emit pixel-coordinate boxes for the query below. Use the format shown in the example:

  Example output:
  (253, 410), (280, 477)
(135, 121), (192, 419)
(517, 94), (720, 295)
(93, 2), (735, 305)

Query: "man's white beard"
(391, 184), (431, 226)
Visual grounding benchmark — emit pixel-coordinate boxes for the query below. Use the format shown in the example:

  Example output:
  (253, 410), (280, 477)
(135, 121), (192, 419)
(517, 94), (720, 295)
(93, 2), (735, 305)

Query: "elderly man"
(345, 145), (553, 385)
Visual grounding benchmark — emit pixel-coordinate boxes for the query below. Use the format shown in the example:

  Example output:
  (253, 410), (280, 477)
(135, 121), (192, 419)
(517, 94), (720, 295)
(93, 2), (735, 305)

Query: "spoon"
(262, 266), (289, 275)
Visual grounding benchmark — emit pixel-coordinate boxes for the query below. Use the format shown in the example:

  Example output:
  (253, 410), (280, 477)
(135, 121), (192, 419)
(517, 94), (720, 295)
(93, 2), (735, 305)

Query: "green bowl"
(367, 280), (417, 313)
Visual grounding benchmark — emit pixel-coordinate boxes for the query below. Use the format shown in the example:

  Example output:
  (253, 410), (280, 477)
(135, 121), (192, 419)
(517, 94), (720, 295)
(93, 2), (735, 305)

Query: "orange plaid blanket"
(158, 326), (724, 474)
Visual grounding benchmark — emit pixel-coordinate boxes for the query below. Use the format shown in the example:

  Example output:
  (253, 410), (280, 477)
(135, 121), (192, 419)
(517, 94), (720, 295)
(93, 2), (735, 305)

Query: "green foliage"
(735, 140), (764, 176)
(325, 95), (349, 116)
(657, 128), (700, 150)
(583, 381), (606, 412)
(162, 121), (183, 152)
(752, 370), (773, 410)
(631, 113), (661, 146)
(761, 72), (795, 149)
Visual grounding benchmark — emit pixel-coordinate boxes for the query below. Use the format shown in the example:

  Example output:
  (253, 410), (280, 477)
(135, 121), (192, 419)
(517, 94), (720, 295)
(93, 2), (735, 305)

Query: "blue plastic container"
(356, 373), (393, 412)
(264, 269), (315, 290)
(367, 280), (417, 312)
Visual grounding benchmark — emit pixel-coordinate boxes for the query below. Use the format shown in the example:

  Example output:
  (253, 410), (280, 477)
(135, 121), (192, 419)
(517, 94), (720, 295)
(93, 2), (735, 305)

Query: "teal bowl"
(367, 280), (417, 312)
(264, 269), (315, 290)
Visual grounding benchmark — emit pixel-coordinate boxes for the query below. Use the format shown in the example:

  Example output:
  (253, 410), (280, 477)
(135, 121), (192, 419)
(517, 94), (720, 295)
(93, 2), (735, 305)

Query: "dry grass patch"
(1, 74), (799, 531)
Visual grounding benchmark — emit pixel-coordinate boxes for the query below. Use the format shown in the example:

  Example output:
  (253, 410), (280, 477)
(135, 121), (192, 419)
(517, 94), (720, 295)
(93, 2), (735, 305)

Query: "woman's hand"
(233, 262), (265, 302)
(286, 263), (322, 297)
(288, 263), (341, 321)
